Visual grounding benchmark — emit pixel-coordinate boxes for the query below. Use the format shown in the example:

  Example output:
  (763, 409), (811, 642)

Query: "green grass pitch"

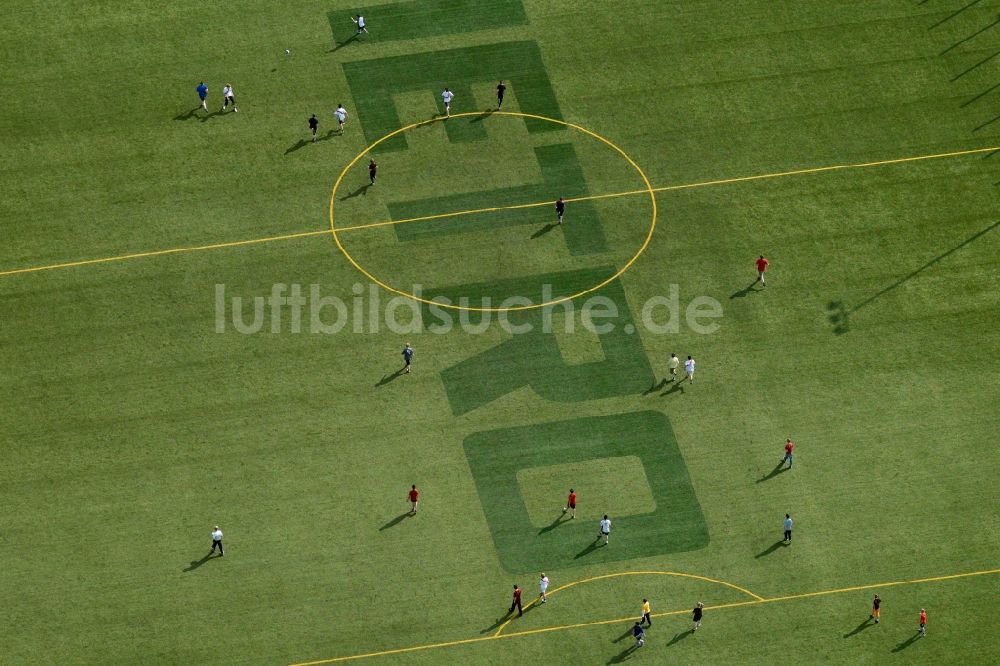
(1, 1), (999, 664)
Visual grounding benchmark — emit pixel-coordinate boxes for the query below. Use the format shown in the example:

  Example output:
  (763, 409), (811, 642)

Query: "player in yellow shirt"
(641, 598), (652, 627)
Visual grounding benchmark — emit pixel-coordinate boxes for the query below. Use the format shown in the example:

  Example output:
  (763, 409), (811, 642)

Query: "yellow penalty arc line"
(2, 144), (997, 279)
(289, 567), (1000, 665)
(492, 570), (764, 637)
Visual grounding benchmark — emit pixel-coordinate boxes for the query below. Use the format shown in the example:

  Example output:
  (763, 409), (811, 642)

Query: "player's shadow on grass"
(730, 281), (759, 299)
(199, 110), (226, 122)
(827, 301), (850, 335)
(182, 552), (218, 572)
(286, 132), (338, 156)
(643, 378), (668, 394)
(612, 626), (633, 643)
(531, 223), (558, 239)
(892, 632), (921, 652)
(378, 512), (411, 531)
(942, 16), (1000, 56)
(843, 618), (875, 638)
(173, 107), (202, 121)
(607, 645), (639, 663)
(374, 368), (405, 387)
(538, 514), (567, 534)
(661, 382), (684, 397)
(480, 614), (515, 634)
(754, 540), (788, 558)
(341, 184), (372, 200)
(756, 462), (789, 483)
(329, 34), (359, 52)
(470, 109), (494, 123)
(973, 114), (1000, 132)
(575, 539), (605, 559)
(667, 630), (692, 646)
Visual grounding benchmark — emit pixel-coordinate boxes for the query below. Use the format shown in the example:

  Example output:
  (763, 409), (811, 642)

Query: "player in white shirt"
(335, 104), (348, 132)
(684, 356), (695, 383)
(598, 515), (611, 544)
(210, 526), (224, 556)
(221, 84), (238, 113)
(539, 573), (549, 603)
(441, 88), (454, 117)
(352, 15), (368, 35)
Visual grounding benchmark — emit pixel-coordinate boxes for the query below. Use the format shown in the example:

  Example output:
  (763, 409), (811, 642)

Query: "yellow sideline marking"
(2, 143), (997, 279)
(492, 570), (763, 637)
(289, 568), (1000, 665)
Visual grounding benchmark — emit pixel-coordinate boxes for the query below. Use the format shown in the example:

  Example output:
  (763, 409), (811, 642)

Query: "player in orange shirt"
(562, 489), (576, 519)
(918, 608), (926, 636)
(756, 255), (769, 285)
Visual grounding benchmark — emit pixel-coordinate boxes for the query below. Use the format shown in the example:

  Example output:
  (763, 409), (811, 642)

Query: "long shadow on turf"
(607, 644), (639, 663)
(950, 49), (1000, 81)
(667, 629), (692, 646)
(660, 381), (684, 397)
(470, 109), (495, 123)
(531, 223), (558, 239)
(342, 184), (373, 200)
(730, 281), (759, 299)
(183, 552), (219, 572)
(286, 131), (339, 155)
(375, 368), (405, 387)
(200, 109), (227, 122)
(329, 34), (359, 52)
(173, 107), (203, 121)
(973, 114), (1000, 132)
(575, 539), (605, 559)
(892, 632), (921, 652)
(756, 462), (789, 483)
(928, 0), (983, 31)
(643, 378), (668, 395)
(942, 17), (1000, 56)
(612, 627), (633, 643)
(538, 514), (567, 534)
(379, 512), (412, 531)
(754, 540), (788, 558)
(848, 220), (1000, 316)
(844, 618), (875, 637)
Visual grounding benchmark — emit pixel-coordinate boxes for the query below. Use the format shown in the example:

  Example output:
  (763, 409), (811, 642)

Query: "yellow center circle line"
(492, 569), (763, 637)
(328, 111), (656, 313)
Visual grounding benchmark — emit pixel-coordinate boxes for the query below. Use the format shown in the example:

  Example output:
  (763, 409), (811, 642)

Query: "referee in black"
(496, 80), (506, 109)
(309, 114), (319, 142)
(555, 197), (565, 225)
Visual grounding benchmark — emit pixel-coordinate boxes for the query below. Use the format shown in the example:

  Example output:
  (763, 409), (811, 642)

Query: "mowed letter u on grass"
(1, 1), (999, 664)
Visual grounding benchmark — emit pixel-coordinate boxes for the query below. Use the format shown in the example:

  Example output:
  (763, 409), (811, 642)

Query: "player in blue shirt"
(196, 82), (208, 111)
(402, 343), (414, 374)
(632, 621), (645, 647)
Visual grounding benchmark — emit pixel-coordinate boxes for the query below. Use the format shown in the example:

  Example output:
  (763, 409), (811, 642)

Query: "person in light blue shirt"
(196, 82), (208, 111)
(784, 514), (793, 542)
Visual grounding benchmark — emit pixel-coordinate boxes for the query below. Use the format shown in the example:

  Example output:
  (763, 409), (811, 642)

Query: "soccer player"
(308, 114), (319, 142)
(919, 608), (926, 637)
(441, 88), (454, 117)
(401, 342), (412, 372)
(692, 602), (704, 631)
(352, 14), (369, 35)
(408, 484), (419, 514)
(221, 83), (237, 113)
(870, 594), (881, 624)
(508, 585), (523, 617)
(539, 573), (549, 603)
(369, 158), (378, 185)
(598, 514), (611, 544)
(210, 525), (224, 556)
(685, 355), (696, 383)
(668, 353), (680, 380)
(756, 255), (769, 285)
(632, 621), (645, 647)
(783, 514), (793, 542)
(496, 80), (506, 109)
(555, 197), (565, 224)
(335, 104), (348, 132)
(640, 599), (652, 627)
(782, 438), (794, 469)
(196, 81), (208, 111)
(563, 489), (576, 518)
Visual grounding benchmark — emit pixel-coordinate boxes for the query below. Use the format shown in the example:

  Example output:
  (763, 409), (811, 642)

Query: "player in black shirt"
(496, 80), (506, 109)
(309, 114), (319, 142)
(369, 158), (377, 185)
(692, 602), (704, 631)
(555, 197), (565, 225)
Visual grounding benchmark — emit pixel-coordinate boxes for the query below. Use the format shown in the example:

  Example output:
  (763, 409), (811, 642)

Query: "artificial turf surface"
(1, 1), (999, 664)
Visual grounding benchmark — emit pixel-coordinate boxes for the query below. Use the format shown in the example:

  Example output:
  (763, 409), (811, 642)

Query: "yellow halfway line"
(2, 145), (997, 278)
(289, 567), (1000, 665)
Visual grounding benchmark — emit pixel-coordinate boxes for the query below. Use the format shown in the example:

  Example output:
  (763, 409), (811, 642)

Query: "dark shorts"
(569, 503), (576, 509)
(199, 94), (207, 100)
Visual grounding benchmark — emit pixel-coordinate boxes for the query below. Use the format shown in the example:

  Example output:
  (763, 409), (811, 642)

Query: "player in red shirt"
(408, 485), (419, 515)
(563, 489), (577, 519)
(756, 255), (769, 285)
(919, 609), (926, 636)
(782, 439), (794, 469)
(508, 585), (523, 617)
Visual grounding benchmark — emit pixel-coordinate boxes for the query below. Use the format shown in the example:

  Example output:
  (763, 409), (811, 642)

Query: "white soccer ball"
(285, 49), (291, 55)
